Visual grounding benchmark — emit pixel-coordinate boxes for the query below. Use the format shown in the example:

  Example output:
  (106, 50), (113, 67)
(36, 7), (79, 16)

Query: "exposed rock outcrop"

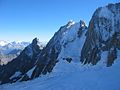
(81, 3), (120, 66)
(0, 38), (42, 84)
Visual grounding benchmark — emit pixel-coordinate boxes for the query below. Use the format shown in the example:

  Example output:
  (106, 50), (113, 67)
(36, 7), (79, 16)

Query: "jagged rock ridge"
(81, 3), (120, 66)
(31, 20), (87, 78)
(0, 38), (43, 84)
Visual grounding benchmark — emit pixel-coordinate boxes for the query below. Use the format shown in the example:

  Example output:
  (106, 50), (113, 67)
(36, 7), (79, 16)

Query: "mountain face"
(0, 2), (120, 86)
(81, 3), (120, 67)
(31, 2), (120, 79)
(0, 38), (43, 84)
(0, 41), (30, 65)
(31, 20), (87, 78)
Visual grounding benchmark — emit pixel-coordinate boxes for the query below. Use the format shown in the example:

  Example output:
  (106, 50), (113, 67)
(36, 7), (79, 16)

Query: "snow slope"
(0, 56), (120, 90)
(58, 21), (87, 62)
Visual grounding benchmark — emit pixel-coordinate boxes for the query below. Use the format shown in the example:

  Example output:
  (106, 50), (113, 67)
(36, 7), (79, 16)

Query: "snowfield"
(0, 58), (120, 90)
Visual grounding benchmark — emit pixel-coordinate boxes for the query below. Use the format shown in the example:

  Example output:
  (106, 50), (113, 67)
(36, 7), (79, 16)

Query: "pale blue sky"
(0, 0), (119, 42)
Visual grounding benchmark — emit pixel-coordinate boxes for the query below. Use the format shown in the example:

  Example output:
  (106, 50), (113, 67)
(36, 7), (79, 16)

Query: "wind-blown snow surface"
(0, 55), (120, 90)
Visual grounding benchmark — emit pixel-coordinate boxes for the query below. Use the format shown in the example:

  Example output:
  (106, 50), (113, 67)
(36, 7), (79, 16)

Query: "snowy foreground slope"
(0, 57), (120, 90)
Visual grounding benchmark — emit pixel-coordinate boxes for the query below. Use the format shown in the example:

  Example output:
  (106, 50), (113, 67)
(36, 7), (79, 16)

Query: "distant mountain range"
(0, 40), (46, 65)
(0, 40), (30, 54)
(0, 40), (30, 65)
(0, 40), (8, 46)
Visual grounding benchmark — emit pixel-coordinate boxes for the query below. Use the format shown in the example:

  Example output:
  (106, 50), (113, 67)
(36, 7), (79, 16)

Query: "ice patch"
(10, 71), (21, 79)
(97, 51), (108, 66)
(26, 67), (36, 78)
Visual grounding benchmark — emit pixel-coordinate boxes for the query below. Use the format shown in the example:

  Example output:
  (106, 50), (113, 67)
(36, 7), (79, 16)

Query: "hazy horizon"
(0, 0), (118, 42)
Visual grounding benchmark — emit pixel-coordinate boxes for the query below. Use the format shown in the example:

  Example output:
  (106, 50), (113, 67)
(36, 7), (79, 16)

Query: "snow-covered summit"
(31, 20), (87, 78)
(0, 40), (8, 46)
(66, 20), (75, 28)
(4, 41), (30, 50)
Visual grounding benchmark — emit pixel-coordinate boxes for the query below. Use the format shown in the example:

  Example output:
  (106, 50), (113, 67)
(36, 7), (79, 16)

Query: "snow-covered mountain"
(28, 2), (120, 80)
(31, 20), (87, 78)
(0, 38), (43, 84)
(0, 19), (87, 84)
(0, 40), (8, 46)
(81, 2), (120, 67)
(0, 41), (30, 54)
(0, 2), (120, 90)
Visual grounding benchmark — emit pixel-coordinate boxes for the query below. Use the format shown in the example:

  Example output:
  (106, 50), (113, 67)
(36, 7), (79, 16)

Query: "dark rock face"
(81, 3), (120, 66)
(31, 26), (65, 78)
(0, 38), (42, 84)
(78, 20), (87, 37)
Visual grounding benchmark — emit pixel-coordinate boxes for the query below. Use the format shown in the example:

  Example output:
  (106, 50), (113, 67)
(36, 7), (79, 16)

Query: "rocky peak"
(79, 20), (86, 28)
(31, 20), (87, 79)
(77, 20), (87, 38)
(0, 38), (43, 84)
(81, 3), (120, 66)
(24, 38), (43, 59)
(66, 20), (75, 28)
(31, 38), (39, 45)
